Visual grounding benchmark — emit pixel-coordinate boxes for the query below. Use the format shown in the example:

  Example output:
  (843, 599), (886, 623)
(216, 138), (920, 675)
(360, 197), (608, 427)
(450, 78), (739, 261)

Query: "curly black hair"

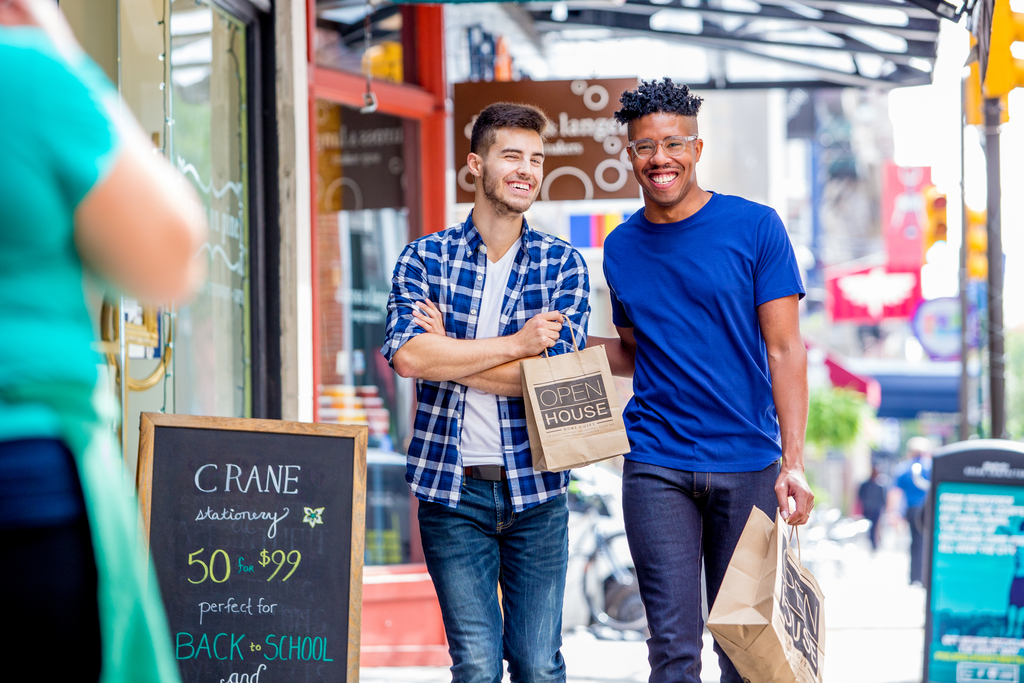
(614, 78), (704, 125)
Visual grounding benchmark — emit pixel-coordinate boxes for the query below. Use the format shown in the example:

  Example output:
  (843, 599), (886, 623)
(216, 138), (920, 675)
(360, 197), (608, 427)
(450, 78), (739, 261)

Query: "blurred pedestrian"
(893, 436), (933, 585)
(858, 466), (888, 551)
(382, 103), (589, 683)
(590, 78), (813, 683)
(0, 1), (205, 681)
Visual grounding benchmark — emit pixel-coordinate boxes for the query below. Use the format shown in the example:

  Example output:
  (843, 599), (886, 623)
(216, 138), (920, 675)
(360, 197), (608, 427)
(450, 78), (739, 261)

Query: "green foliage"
(806, 387), (868, 451)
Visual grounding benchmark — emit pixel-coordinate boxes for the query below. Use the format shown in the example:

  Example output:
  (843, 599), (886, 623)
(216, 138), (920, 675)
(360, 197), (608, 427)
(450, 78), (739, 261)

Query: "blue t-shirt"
(604, 192), (805, 472)
(894, 458), (931, 508)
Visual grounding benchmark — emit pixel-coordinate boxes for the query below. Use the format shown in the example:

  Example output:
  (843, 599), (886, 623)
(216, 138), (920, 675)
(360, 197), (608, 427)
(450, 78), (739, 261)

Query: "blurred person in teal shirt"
(0, 1), (206, 681)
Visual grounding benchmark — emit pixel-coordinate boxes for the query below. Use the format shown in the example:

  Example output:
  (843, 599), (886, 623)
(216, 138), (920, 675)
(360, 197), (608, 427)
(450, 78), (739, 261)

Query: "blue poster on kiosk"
(926, 441), (1024, 683)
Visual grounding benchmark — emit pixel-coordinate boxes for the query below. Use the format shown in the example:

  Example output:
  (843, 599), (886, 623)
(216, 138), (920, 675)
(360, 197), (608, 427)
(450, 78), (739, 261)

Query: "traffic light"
(966, 208), (988, 281)
(922, 186), (948, 261)
(982, 0), (1024, 99)
(966, 37), (1009, 125)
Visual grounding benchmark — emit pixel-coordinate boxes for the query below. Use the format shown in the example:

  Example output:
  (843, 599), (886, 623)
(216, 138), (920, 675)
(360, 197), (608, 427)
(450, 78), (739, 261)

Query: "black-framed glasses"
(627, 135), (698, 159)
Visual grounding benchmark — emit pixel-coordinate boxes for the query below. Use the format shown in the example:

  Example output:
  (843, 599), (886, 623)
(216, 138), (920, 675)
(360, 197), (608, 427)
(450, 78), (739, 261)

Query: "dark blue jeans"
(418, 478), (569, 683)
(622, 458), (781, 683)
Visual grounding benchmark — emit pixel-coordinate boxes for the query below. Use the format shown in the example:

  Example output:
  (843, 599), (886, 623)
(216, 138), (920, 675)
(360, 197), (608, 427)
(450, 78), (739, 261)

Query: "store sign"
(453, 78), (640, 203)
(882, 162), (931, 270)
(912, 297), (963, 361)
(826, 263), (922, 323)
(138, 414), (367, 683)
(316, 102), (407, 212)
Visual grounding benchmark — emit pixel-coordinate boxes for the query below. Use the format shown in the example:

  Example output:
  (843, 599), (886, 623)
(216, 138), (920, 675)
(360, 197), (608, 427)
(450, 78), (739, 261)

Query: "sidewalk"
(360, 536), (925, 683)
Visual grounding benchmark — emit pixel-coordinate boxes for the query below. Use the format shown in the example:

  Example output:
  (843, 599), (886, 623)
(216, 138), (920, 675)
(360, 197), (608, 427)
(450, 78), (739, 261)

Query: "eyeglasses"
(627, 135), (698, 159)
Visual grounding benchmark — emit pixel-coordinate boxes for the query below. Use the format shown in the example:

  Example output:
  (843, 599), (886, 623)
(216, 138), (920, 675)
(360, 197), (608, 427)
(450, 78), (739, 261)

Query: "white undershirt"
(461, 238), (520, 467)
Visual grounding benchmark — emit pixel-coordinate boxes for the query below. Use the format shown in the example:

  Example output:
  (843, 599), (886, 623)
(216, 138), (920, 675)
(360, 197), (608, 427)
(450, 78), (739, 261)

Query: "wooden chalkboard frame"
(137, 412), (368, 682)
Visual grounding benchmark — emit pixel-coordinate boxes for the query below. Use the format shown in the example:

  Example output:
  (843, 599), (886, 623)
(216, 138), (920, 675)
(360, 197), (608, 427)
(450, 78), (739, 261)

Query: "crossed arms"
(392, 302), (563, 397)
(385, 245), (590, 397)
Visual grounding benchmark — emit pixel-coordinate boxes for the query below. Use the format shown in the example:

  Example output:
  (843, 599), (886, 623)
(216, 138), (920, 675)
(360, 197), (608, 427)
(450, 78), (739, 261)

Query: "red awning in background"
(806, 338), (882, 409)
(824, 355), (882, 409)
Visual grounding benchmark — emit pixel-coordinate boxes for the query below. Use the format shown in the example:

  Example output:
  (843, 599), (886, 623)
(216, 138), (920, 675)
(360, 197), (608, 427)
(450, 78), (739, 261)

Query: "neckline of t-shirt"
(486, 238), (521, 269)
(636, 191), (720, 233)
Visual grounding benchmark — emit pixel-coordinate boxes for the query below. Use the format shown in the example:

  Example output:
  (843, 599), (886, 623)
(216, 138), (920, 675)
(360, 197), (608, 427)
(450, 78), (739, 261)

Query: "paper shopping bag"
(707, 507), (825, 683)
(520, 326), (631, 472)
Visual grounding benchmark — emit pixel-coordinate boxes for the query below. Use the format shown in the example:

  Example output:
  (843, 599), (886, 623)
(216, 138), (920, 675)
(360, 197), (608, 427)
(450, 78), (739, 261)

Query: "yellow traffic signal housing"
(966, 57), (1010, 125)
(922, 186), (948, 260)
(983, 0), (1024, 98)
(966, 208), (988, 280)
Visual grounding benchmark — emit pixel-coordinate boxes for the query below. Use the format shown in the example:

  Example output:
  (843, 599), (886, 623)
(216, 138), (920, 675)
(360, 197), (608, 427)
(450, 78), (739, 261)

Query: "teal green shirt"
(0, 27), (120, 441)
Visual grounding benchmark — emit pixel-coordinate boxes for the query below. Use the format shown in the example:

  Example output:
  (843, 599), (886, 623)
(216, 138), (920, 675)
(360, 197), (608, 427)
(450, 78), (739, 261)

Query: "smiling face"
(469, 127), (545, 218)
(628, 112), (705, 222)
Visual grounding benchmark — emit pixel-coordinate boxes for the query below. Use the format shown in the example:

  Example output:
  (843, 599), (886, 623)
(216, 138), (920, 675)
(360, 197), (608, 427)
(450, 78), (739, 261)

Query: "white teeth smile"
(650, 173), (678, 186)
(509, 182), (530, 191)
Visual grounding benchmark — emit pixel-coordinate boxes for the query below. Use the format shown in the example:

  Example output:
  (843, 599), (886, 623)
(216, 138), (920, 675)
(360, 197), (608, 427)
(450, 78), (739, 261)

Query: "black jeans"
(622, 458), (781, 683)
(0, 439), (101, 681)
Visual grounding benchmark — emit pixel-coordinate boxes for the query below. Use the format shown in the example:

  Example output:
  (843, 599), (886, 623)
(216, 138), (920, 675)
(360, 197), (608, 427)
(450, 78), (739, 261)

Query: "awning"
(845, 359), (961, 418)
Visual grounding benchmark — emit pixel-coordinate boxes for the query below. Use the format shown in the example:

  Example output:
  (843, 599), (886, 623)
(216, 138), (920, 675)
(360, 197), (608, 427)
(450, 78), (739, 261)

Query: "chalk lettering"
(194, 507), (290, 539)
(220, 664), (266, 683)
(196, 464), (218, 492)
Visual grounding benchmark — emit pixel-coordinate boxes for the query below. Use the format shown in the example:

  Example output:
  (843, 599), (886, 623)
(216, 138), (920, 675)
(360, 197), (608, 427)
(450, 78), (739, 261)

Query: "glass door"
(170, 0), (252, 418)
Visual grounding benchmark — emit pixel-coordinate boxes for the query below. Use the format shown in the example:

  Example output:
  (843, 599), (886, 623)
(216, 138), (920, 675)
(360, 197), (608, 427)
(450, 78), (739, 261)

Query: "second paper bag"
(520, 331), (630, 472)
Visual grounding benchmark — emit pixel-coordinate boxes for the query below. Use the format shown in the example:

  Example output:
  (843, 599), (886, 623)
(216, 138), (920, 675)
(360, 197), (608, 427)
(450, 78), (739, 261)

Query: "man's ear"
(693, 138), (704, 163)
(467, 152), (483, 178)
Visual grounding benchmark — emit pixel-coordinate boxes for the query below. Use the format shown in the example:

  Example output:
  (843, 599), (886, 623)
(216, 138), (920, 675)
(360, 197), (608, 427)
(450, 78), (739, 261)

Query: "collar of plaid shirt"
(382, 211), (591, 512)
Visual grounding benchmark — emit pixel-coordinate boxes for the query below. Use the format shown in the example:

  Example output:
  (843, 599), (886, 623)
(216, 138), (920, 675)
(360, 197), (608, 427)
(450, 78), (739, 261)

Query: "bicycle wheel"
(583, 531), (647, 633)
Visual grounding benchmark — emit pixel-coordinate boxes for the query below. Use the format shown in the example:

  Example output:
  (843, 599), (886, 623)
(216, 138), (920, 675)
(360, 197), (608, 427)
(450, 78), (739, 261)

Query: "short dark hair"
(614, 78), (703, 125)
(470, 102), (550, 155)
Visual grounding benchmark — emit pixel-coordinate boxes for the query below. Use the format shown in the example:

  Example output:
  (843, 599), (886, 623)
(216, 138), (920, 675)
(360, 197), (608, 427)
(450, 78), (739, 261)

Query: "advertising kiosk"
(925, 439), (1024, 683)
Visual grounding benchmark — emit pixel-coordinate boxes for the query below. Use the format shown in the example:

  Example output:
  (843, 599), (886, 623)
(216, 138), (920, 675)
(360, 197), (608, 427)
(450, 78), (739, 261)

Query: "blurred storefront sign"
(453, 78), (639, 203)
(825, 260), (923, 323)
(882, 162), (932, 270)
(912, 297), (964, 361)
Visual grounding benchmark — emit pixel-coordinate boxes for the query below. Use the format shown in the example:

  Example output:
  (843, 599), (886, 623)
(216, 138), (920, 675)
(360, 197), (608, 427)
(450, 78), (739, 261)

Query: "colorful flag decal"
(569, 214), (622, 247)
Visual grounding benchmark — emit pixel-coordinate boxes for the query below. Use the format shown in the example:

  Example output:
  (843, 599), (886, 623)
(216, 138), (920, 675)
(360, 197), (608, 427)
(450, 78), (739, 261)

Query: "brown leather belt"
(464, 465), (507, 481)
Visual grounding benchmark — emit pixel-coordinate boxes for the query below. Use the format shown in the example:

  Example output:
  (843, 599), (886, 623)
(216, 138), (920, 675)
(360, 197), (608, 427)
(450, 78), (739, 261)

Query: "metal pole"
(959, 77), (970, 441)
(984, 96), (1006, 439)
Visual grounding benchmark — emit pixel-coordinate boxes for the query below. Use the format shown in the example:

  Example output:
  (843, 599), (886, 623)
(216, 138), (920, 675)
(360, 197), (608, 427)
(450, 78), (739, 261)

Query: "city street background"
(361, 527), (925, 683)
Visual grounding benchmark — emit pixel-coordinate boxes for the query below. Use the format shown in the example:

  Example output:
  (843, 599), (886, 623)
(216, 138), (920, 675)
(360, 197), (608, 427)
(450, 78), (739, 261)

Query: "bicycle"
(568, 468), (648, 635)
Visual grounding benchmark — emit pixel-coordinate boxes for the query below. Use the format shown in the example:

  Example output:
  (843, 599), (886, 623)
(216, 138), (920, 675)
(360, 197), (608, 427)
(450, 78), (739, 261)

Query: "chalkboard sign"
(137, 413), (367, 683)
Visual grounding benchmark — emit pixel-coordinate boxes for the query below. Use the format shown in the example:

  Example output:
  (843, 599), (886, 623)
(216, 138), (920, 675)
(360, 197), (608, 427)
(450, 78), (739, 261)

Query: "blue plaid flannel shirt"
(381, 213), (591, 512)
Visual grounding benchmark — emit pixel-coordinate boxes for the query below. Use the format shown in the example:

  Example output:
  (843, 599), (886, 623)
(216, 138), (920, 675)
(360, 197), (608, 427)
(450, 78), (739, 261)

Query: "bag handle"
(787, 523), (802, 565)
(541, 312), (580, 357)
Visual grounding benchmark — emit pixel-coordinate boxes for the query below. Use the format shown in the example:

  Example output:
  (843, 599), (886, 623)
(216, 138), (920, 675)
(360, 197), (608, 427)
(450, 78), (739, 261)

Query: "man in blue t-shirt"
(893, 436), (933, 585)
(590, 79), (814, 683)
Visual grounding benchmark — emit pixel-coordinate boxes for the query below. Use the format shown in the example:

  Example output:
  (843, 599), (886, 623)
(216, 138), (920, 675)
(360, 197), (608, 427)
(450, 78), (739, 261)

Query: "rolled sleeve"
(549, 248), (591, 356)
(381, 244), (430, 366)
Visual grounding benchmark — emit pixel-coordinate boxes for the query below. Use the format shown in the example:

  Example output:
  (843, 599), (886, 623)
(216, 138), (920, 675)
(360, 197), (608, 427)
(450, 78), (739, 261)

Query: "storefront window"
(316, 100), (417, 565)
(171, 0), (252, 418)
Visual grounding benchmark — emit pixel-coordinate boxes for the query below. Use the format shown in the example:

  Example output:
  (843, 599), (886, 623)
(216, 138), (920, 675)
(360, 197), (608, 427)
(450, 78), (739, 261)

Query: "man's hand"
(412, 299), (446, 336)
(512, 311), (563, 356)
(775, 465), (814, 526)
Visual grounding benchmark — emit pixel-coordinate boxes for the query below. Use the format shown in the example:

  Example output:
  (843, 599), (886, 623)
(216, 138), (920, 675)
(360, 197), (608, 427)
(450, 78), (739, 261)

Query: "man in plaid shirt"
(382, 103), (589, 683)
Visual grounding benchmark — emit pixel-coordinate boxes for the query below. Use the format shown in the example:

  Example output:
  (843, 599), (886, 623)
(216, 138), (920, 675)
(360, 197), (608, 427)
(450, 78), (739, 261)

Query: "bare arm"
(460, 360), (525, 397)
(588, 327), (637, 377)
(758, 294), (813, 525)
(75, 135), (206, 302)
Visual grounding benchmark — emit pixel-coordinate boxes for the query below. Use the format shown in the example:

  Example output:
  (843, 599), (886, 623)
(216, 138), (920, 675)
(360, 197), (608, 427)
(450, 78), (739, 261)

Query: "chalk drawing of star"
(303, 507), (325, 529)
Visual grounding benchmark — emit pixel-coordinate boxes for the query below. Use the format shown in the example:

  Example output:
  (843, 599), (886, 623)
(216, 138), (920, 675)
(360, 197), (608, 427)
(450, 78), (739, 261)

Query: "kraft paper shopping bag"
(520, 319), (631, 472)
(707, 506), (825, 683)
